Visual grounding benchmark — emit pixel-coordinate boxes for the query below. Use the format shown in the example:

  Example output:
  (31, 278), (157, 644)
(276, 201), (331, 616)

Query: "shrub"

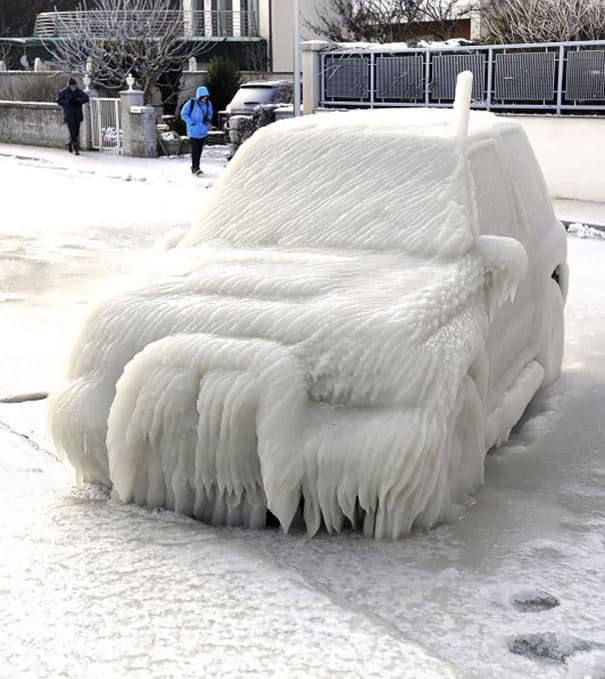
(203, 57), (241, 125)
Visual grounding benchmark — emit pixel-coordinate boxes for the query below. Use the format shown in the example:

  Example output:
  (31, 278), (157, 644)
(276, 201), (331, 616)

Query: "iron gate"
(90, 97), (122, 152)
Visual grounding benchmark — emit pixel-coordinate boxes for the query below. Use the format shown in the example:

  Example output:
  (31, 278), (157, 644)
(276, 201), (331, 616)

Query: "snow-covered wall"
(0, 101), (66, 148)
(493, 115), (605, 203)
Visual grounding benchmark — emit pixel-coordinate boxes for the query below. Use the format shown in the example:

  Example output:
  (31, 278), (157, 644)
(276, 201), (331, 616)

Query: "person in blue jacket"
(181, 85), (213, 176)
(57, 77), (89, 155)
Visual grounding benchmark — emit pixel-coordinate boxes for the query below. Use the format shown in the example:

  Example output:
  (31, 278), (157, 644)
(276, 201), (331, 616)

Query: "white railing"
(34, 10), (259, 39)
(90, 97), (121, 152)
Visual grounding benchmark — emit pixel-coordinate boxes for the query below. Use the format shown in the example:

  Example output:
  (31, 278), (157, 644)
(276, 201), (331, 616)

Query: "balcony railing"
(33, 10), (259, 40)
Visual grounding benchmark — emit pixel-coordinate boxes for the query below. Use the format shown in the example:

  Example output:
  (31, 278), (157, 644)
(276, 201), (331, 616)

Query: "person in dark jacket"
(57, 77), (89, 155)
(181, 85), (213, 176)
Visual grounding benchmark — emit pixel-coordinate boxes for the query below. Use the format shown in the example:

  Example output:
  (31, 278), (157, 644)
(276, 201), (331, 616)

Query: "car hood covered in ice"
(49, 108), (528, 539)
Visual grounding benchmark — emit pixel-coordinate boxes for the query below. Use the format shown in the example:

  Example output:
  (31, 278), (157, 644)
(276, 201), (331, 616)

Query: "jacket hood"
(196, 86), (209, 99)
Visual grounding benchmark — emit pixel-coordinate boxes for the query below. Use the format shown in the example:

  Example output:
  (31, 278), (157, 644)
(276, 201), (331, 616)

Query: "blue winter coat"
(181, 86), (213, 139)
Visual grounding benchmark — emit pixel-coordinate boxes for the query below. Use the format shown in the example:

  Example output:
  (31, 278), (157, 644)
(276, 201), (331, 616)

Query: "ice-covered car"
(49, 75), (568, 539)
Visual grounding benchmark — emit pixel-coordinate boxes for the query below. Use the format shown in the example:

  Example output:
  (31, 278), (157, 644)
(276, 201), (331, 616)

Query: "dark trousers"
(66, 120), (81, 150)
(190, 137), (205, 171)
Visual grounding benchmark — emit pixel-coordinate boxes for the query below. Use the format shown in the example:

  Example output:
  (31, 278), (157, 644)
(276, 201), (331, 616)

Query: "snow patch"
(568, 223), (605, 240)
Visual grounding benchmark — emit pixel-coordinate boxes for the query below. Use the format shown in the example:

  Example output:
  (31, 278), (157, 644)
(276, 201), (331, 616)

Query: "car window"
(469, 140), (523, 241)
(272, 87), (293, 104)
(230, 86), (284, 108)
(496, 128), (556, 235)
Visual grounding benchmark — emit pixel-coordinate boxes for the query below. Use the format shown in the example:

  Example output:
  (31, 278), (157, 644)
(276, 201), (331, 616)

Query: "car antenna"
(453, 70), (473, 145)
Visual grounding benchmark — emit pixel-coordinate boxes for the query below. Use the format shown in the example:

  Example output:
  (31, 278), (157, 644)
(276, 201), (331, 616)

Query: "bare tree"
(42, 0), (205, 102)
(243, 40), (268, 78)
(307, 0), (478, 42)
(418, 0), (480, 40)
(482, 0), (605, 43)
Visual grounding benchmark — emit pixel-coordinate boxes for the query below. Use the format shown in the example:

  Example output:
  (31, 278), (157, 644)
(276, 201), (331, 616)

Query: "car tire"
(537, 277), (565, 387)
(449, 374), (485, 502)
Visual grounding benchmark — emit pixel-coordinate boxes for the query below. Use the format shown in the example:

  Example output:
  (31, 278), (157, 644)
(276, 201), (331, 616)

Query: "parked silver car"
(224, 79), (294, 119)
(220, 80), (294, 145)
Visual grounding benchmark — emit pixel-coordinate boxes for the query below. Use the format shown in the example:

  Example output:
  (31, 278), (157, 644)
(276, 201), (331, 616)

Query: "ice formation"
(48, 77), (568, 538)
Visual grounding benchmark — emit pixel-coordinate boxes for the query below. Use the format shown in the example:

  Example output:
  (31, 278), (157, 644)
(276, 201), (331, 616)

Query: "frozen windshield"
(186, 108), (475, 258)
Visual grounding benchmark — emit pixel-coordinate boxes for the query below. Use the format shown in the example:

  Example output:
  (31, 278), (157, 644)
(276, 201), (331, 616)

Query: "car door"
(468, 135), (538, 417)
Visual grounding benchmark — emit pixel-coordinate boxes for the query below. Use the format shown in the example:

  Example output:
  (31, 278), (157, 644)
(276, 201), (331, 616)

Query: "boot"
(66, 142), (73, 153)
(74, 141), (80, 156)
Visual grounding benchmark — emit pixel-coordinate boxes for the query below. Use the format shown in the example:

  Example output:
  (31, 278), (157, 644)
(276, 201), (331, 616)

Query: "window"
(469, 140), (522, 241)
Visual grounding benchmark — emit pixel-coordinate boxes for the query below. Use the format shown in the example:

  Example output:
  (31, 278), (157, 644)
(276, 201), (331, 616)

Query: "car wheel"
(537, 277), (565, 386)
(449, 374), (485, 503)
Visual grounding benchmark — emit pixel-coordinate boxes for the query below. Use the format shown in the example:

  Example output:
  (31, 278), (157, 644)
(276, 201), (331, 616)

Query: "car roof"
(241, 80), (293, 88)
(293, 107), (515, 144)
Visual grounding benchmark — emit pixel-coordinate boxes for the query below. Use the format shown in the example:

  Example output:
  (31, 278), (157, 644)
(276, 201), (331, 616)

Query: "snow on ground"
(1, 143), (605, 678)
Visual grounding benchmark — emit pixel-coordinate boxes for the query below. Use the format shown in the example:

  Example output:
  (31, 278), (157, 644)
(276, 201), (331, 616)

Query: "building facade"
(4, 0), (484, 76)
(182, 0), (323, 73)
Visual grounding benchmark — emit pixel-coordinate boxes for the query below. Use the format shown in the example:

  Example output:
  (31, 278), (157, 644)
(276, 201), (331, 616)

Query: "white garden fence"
(90, 97), (122, 152)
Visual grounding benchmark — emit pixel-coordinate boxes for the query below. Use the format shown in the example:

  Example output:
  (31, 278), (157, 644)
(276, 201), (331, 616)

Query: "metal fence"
(320, 41), (605, 114)
(90, 98), (121, 152)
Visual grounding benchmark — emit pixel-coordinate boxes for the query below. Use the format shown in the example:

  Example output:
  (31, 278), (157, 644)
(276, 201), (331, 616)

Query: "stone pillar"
(120, 89), (157, 157)
(81, 88), (98, 151)
(302, 40), (328, 115)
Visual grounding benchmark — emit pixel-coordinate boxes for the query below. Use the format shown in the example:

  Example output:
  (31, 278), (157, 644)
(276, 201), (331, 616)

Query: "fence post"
(81, 88), (97, 151)
(556, 44), (565, 115)
(301, 40), (328, 115)
(369, 52), (375, 109)
(486, 47), (493, 112)
(424, 49), (431, 105)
